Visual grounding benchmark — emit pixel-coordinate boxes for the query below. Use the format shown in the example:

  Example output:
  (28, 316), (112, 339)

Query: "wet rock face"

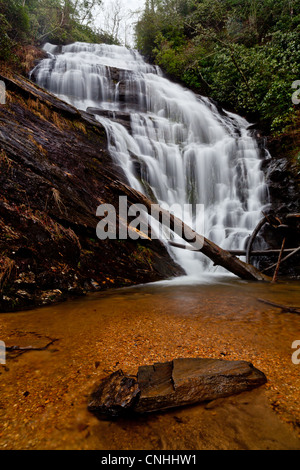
(86, 108), (132, 132)
(88, 370), (140, 418)
(88, 358), (267, 417)
(0, 72), (183, 312)
(263, 157), (300, 216)
(261, 133), (299, 219)
(258, 150), (300, 277)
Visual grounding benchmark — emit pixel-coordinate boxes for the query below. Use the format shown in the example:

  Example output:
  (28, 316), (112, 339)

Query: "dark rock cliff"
(253, 133), (300, 277)
(0, 73), (183, 312)
(264, 138), (300, 217)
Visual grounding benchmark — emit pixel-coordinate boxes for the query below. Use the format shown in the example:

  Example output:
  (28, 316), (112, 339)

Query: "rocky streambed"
(0, 279), (300, 450)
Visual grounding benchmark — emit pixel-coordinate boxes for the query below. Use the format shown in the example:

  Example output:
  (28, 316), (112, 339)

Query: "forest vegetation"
(0, 0), (118, 66)
(0, 0), (299, 158)
(135, 0), (300, 157)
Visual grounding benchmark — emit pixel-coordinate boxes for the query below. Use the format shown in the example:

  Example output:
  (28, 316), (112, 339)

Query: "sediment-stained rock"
(88, 358), (267, 417)
(88, 370), (140, 418)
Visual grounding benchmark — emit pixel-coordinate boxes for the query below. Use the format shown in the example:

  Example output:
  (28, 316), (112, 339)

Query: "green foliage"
(135, 0), (300, 136)
(0, 0), (118, 65)
(0, 14), (14, 61)
(0, 0), (31, 61)
(0, 0), (30, 40)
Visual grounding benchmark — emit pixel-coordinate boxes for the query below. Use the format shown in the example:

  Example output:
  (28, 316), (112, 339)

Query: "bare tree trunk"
(272, 238), (286, 283)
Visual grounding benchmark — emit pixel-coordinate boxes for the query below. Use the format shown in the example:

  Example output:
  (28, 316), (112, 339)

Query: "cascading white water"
(31, 42), (269, 277)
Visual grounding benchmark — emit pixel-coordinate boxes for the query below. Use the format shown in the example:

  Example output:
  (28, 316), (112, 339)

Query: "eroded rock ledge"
(88, 358), (267, 417)
(0, 72), (183, 312)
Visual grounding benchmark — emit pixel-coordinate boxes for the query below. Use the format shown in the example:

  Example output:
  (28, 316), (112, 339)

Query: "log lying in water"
(110, 179), (271, 282)
(88, 358), (267, 417)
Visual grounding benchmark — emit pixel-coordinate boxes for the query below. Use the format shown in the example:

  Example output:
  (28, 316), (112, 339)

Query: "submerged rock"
(88, 358), (267, 417)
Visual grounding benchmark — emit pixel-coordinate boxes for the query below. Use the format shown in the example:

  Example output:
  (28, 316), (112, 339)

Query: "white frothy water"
(32, 42), (269, 278)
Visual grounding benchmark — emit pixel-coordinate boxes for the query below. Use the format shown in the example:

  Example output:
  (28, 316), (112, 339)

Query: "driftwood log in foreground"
(111, 179), (271, 282)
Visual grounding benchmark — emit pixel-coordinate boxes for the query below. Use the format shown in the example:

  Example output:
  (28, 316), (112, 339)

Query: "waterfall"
(31, 42), (269, 278)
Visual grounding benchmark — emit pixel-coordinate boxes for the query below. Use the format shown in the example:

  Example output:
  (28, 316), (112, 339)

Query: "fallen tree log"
(168, 241), (297, 256)
(110, 179), (271, 282)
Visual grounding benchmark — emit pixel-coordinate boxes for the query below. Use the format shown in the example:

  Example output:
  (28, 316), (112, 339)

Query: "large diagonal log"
(111, 179), (271, 282)
(168, 241), (297, 256)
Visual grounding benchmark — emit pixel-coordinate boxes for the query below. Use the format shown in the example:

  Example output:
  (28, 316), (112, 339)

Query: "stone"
(88, 370), (140, 417)
(86, 108), (132, 131)
(88, 358), (267, 417)
(135, 358), (267, 413)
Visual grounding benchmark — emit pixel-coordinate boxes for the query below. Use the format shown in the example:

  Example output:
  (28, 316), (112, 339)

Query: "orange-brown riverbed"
(0, 276), (300, 450)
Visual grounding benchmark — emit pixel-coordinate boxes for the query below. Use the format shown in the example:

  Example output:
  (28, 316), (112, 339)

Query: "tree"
(135, 0), (300, 137)
(71, 0), (103, 25)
